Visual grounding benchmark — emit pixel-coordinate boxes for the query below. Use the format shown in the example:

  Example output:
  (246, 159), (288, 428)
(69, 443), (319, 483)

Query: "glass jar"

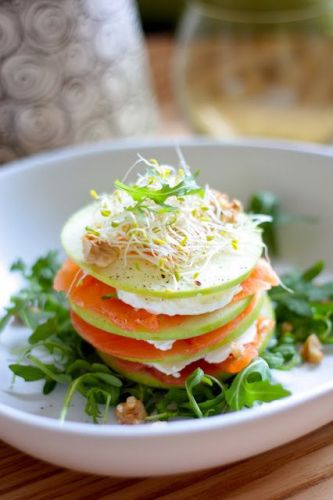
(174, 0), (333, 142)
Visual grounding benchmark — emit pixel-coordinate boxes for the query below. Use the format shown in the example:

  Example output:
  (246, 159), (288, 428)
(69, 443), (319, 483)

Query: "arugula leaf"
(1, 252), (124, 422)
(263, 261), (333, 370)
(225, 358), (290, 410)
(28, 317), (58, 345)
(0, 312), (11, 332)
(262, 336), (301, 371)
(248, 192), (280, 255)
(60, 371), (122, 423)
(302, 261), (324, 282)
(185, 368), (225, 418)
(85, 388), (112, 424)
(2, 251), (329, 424)
(26, 355), (71, 384)
(247, 191), (314, 256)
(10, 259), (26, 274)
(114, 168), (204, 208)
(43, 379), (57, 395)
(269, 261), (333, 346)
(282, 297), (313, 317)
(9, 364), (45, 382)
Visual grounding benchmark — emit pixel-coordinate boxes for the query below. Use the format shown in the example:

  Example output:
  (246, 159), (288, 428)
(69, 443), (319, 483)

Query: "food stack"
(55, 160), (279, 387)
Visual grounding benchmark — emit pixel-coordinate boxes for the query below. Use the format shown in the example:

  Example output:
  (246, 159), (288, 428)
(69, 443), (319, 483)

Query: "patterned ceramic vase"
(0, 0), (158, 163)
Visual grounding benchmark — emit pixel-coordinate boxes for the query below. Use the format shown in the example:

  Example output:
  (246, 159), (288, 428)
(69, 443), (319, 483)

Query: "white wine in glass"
(174, 0), (333, 143)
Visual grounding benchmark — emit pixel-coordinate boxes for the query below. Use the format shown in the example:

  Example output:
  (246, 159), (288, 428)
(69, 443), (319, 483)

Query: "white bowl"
(1, 139), (333, 477)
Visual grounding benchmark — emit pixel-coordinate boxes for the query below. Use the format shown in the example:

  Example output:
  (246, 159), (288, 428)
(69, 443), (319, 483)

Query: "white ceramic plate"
(1, 139), (333, 477)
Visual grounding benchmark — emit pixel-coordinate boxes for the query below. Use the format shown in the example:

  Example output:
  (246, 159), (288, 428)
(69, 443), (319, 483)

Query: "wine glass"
(174, 0), (333, 142)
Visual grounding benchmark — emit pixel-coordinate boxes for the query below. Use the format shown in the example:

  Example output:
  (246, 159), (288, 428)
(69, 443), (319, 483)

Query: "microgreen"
(85, 162), (266, 288)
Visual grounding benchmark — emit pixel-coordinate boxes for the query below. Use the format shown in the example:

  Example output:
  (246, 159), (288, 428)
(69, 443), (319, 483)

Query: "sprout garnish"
(85, 158), (266, 287)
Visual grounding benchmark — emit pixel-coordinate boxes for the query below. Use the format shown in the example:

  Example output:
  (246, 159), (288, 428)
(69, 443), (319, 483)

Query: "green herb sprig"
(114, 168), (204, 212)
(264, 261), (333, 370)
(247, 191), (314, 256)
(0, 252), (289, 423)
(225, 358), (290, 410)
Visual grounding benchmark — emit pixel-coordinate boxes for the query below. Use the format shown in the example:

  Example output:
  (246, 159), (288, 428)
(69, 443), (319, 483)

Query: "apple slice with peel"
(61, 203), (264, 299)
(97, 300), (274, 389)
(70, 293), (268, 364)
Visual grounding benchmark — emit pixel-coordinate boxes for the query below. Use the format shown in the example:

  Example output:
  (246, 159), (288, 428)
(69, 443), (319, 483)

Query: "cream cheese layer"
(146, 320), (258, 378)
(117, 285), (240, 316)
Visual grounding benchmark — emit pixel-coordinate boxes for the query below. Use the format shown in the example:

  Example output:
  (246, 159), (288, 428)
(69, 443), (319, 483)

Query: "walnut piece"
(115, 396), (147, 425)
(212, 190), (243, 223)
(82, 234), (118, 268)
(301, 334), (323, 364)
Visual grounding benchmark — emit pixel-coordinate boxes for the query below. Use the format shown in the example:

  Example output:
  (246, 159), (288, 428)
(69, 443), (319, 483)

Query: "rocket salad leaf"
(184, 368), (226, 418)
(248, 192), (281, 256)
(247, 191), (314, 256)
(263, 260), (333, 371)
(225, 358), (290, 410)
(114, 167), (204, 210)
(1, 250), (332, 423)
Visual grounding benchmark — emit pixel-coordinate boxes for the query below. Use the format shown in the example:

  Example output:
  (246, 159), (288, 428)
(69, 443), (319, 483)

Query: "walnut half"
(82, 234), (118, 268)
(115, 396), (147, 425)
(212, 190), (243, 223)
(301, 334), (323, 364)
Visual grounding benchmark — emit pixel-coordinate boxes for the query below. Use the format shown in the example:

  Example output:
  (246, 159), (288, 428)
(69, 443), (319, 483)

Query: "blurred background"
(1, 0), (333, 164)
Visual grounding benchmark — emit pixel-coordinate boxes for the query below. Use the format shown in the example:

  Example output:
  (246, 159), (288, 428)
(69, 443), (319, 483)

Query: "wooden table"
(1, 35), (333, 499)
(1, 423), (333, 499)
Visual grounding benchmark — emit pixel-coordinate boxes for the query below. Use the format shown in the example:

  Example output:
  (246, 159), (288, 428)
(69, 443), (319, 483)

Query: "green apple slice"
(98, 352), (229, 389)
(98, 298), (274, 389)
(70, 295), (252, 341)
(120, 293), (267, 364)
(61, 203), (263, 298)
